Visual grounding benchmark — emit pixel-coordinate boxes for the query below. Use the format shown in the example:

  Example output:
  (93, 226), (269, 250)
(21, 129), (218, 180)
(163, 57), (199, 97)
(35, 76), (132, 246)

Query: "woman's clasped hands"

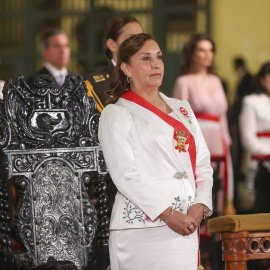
(159, 204), (204, 236)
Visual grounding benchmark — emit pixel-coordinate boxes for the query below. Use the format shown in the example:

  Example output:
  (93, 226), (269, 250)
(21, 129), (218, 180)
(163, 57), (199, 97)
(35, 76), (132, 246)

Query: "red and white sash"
(121, 90), (197, 178)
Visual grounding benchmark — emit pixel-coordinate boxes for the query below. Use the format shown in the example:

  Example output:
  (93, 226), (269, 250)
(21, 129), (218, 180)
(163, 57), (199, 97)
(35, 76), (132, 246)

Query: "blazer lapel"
(159, 93), (196, 182)
(160, 93), (195, 135)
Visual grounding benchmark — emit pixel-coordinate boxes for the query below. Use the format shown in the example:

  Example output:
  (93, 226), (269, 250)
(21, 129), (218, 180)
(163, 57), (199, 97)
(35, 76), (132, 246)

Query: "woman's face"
(192, 40), (214, 69)
(107, 22), (143, 62)
(260, 73), (270, 95)
(122, 39), (164, 91)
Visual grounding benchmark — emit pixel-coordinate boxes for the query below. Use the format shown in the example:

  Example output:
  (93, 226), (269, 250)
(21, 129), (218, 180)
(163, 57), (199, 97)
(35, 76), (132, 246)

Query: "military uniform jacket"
(83, 62), (114, 112)
(98, 92), (213, 230)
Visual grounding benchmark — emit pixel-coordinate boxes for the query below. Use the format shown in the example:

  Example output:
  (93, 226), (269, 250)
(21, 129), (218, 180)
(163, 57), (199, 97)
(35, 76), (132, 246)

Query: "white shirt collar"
(111, 59), (116, 67)
(44, 62), (68, 78)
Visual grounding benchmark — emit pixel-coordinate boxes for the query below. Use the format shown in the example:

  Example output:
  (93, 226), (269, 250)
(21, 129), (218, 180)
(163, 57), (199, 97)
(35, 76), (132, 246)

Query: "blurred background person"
(0, 57), (4, 99)
(229, 57), (253, 213)
(172, 33), (234, 216)
(83, 15), (143, 113)
(27, 29), (75, 89)
(0, 80), (4, 99)
(232, 57), (253, 119)
(230, 57), (253, 180)
(239, 61), (270, 213)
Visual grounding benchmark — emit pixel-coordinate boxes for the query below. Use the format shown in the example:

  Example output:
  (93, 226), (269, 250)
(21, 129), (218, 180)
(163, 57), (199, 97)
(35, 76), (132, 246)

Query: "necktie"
(58, 74), (65, 86)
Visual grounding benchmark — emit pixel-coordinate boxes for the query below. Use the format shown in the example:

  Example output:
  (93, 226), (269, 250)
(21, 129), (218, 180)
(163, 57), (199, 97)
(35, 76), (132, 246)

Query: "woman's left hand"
(187, 204), (204, 229)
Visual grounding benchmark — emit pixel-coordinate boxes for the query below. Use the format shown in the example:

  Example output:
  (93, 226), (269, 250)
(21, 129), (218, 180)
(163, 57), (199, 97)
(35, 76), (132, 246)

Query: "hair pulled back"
(107, 33), (155, 104)
(181, 33), (216, 75)
(105, 15), (140, 59)
(251, 61), (270, 94)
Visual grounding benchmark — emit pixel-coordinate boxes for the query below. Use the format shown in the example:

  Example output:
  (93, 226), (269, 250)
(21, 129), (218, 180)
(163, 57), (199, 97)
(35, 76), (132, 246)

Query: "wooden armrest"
(207, 214), (270, 234)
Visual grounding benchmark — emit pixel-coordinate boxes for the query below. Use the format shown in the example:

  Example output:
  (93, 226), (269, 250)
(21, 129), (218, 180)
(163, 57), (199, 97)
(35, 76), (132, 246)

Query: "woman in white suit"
(239, 61), (270, 212)
(98, 33), (213, 270)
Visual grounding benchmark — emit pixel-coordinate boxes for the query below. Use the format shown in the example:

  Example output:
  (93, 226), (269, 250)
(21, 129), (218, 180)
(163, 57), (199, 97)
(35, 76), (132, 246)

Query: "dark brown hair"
(181, 33), (216, 74)
(252, 61), (270, 94)
(40, 29), (66, 51)
(107, 33), (155, 104)
(105, 15), (141, 60)
(257, 61), (270, 78)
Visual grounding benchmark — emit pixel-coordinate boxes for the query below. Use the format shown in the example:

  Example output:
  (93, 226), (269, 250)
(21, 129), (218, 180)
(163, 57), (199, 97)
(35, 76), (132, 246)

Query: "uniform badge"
(180, 107), (192, 124)
(173, 129), (190, 152)
(93, 75), (105, 82)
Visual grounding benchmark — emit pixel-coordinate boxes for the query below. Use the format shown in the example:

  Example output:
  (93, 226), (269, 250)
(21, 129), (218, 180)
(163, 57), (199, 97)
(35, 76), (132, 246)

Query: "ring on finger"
(187, 225), (194, 230)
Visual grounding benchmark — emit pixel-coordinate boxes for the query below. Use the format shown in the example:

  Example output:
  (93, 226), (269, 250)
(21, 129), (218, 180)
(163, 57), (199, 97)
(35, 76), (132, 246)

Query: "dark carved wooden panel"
(222, 231), (270, 261)
(0, 75), (99, 150)
(0, 75), (109, 270)
(219, 231), (270, 270)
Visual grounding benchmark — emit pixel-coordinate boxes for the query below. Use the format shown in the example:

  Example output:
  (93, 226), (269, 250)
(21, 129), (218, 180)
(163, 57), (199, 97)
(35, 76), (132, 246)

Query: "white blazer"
(239, 93), (270, 170)
(240, 93), (270, 155)
(98, 92), (213, 230)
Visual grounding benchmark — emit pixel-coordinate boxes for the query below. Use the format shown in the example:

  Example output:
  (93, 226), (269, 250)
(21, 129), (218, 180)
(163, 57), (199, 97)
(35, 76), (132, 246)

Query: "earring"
(127, 76), (132, 83)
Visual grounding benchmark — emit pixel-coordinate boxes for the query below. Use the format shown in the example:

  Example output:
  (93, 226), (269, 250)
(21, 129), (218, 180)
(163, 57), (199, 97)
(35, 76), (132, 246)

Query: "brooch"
(180, 107), (192, 124)
(174, 171), (188, 180)
(173, 129), (190, 152)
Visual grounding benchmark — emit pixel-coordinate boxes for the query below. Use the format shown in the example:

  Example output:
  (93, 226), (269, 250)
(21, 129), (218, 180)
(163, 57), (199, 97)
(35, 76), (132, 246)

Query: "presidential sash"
(121, 90), (197, 178)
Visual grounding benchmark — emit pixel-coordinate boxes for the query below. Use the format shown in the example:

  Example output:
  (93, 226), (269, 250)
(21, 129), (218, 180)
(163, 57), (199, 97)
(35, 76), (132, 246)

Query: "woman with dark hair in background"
(172, 33), (234, 215)
(83, 15), (142, 113)
(239, 61), (270, 213)
(99, 33), (213, 270)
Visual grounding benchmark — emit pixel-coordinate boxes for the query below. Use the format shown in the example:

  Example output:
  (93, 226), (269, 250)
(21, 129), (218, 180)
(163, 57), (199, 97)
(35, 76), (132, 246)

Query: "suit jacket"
(83, 62), (114, 113)
(26, 67), (76, 90)
(98, 92), (213, 230)
(232, 72), (253, 121)
(240, 93), (270, 155)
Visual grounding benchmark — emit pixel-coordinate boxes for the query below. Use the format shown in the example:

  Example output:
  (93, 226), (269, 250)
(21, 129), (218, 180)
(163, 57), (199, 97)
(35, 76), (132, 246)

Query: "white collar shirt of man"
(44, 62), (68, 86)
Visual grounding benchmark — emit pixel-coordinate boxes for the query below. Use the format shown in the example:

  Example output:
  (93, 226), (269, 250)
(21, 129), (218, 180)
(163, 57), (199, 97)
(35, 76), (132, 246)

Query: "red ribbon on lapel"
(121, 90), (196, 178)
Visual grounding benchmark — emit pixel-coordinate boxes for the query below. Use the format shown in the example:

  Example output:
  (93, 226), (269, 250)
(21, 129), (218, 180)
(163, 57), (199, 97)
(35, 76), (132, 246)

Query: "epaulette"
(83, 71), (110, 85)
(83, 71), (111, 113)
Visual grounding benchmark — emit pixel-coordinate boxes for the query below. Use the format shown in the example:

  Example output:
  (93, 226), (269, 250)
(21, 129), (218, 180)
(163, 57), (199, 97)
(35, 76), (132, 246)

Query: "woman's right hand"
(159, 207), (197, 236)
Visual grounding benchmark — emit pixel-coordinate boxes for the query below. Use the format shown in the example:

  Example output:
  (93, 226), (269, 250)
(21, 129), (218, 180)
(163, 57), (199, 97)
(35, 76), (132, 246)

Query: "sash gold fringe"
(198, 249), (204, 270)
(224, 198), (236, 215)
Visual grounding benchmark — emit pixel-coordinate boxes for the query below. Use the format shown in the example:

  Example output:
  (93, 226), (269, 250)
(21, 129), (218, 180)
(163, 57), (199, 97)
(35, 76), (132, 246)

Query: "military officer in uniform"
(83, 16), (143, 218)
(83, 15), (143, 113)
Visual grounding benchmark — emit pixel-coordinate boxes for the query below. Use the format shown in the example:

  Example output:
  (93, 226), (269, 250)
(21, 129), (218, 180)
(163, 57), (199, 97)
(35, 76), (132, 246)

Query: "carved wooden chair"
(208, 214), (270, 270)
(0, 75), (109, 270)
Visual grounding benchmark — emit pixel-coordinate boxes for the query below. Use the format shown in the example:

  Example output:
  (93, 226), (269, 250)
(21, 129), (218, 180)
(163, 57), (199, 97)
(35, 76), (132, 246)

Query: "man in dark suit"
(230, 57), (253, 211)
(232, 57), (253, 118)
(27, 29), (75, 89)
